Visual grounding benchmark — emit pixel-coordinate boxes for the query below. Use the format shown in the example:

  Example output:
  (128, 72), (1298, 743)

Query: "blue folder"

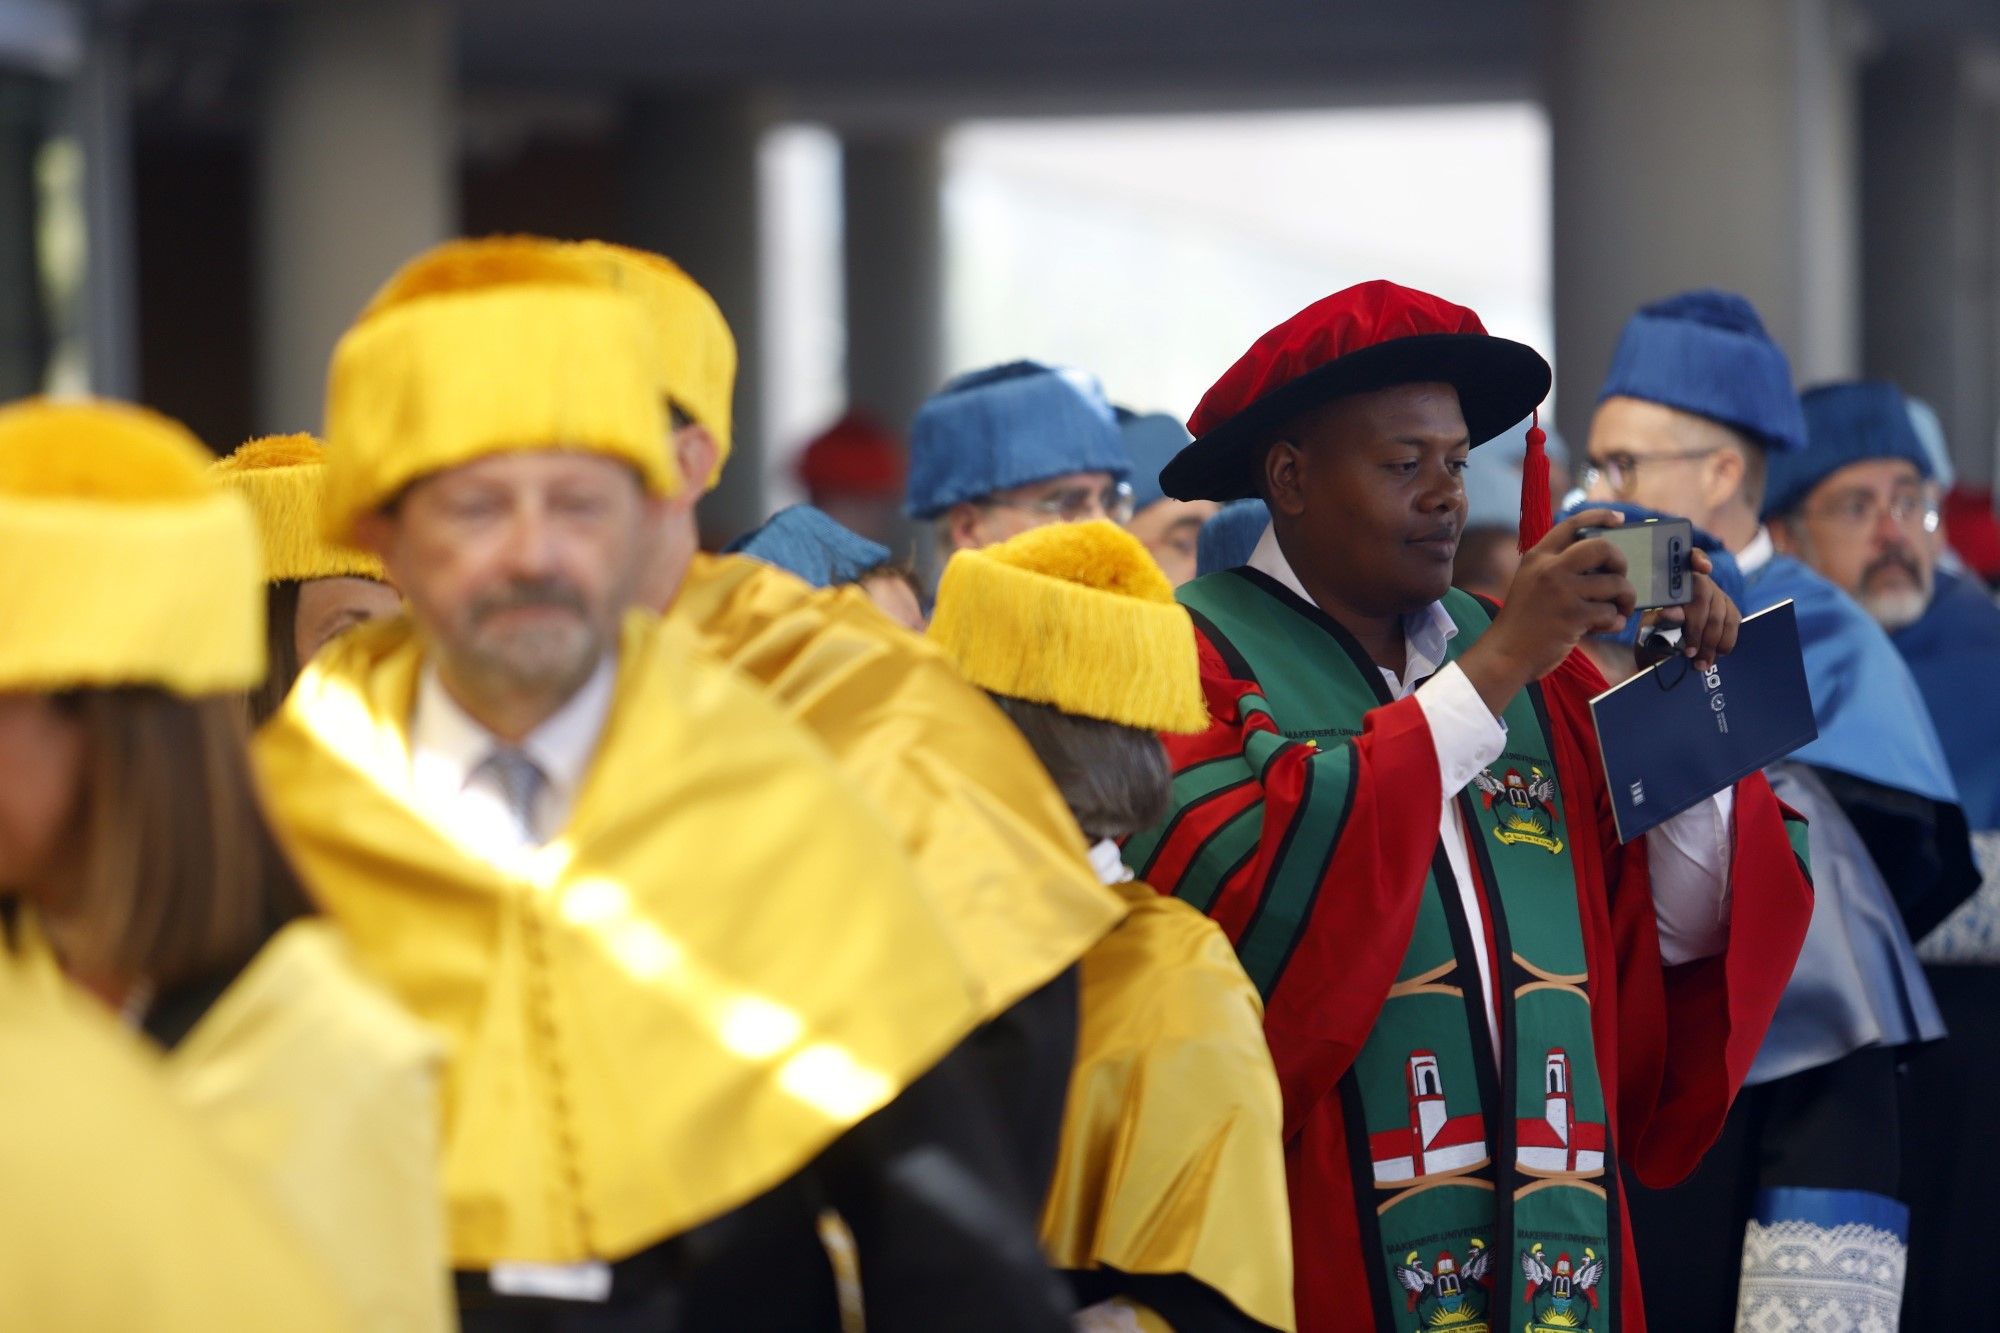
(1591, 600), (1819, 843)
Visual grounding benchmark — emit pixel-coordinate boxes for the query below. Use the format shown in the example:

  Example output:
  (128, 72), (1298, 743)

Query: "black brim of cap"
(1160, 333), (1553, 502)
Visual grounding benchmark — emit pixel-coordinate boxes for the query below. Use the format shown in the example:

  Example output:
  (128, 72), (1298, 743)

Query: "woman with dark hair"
(210, 433), (402, 724)
(929, 519), (1295, 1333)
(0, 400), (448, 1331)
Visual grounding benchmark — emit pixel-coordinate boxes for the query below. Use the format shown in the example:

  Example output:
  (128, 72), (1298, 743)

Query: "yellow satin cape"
(254, 610), (982, 1268)
(11, 915), (450, 1331)
(671, 552), (1125, 1018)
(0, 936), (357, 1332)
(1039, 880), (1296, 1333)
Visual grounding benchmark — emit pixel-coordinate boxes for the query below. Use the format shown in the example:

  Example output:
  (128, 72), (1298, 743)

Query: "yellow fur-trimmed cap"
(928, 519), (1209, 734)
(324, 237), (679, 542)
(0, 398), (263, 694)
(211, 434), (383, 583)
(569, 240), (737, 487)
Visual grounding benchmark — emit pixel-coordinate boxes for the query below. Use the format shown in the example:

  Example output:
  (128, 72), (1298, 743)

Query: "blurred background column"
(621, 92), (769, 543)
(1861, 44), (2000, 486)
(1543, 0), (1864, 445)
(255, 0), (454, 436)
(841, 127), (942, 556)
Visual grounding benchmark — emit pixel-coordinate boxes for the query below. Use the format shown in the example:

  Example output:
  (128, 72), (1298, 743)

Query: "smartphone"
(1576, 517), (1694, 609)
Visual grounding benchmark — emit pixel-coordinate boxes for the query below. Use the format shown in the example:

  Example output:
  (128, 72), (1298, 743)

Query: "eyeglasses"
(1801, 490), (1940, 535)
(985, 480), (1136, 525)
(1579, 447), (1723, 497)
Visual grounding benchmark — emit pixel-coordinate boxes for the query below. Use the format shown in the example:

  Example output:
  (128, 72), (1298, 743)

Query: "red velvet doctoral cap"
(1162, 279), (1551, 503)
(796, 411), (905, 497)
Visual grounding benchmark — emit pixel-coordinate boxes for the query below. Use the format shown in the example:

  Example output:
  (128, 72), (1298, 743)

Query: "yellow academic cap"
(0, 398), (263, 694)
(324, 237), (679, 543)
(210, 434), (383, 583)
(568, 240), (737, 487)
(928, 519), (1209, 734)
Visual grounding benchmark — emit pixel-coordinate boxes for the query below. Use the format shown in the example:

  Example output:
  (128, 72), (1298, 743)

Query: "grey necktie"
(479, 746), (549, 839)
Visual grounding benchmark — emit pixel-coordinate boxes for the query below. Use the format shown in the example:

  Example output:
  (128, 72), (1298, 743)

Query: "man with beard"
(255, 251), (1073, 1331)
(1585, 302), (1970, 1328)
(1765, 379), (2000, 1327)
(1126, 279), (1812, 1332)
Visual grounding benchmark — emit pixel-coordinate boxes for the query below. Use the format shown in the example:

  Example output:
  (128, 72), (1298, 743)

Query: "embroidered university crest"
(1395, 1239), (1494, 1330)
(1520, 1244), (1601, 1330)
(1473, 766), (1565, 855)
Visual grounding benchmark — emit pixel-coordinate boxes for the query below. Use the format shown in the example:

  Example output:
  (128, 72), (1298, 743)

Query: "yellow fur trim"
(211, 434), (384, 583)
(323, 282), (678, 542)
(0, 398), (213, 501)
(0, 398), (263, 693)
(570, 241), (737, 485)
(358, 235), (603, 319)
(928, 521), (1209, 734)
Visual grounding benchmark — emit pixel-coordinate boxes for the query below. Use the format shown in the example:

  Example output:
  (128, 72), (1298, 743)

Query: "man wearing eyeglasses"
(907, 361), (1136, 558)
(1765, 378), (2000, 1330)
(1589, 297), (1972, 1330)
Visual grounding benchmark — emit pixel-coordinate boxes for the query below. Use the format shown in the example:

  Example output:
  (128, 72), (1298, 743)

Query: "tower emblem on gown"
(1474, 765), (1565, 854)
(1520, 1244), (1602, 1331)
(1395, 1239), (1493, 1330)
(1370, 1051), (1489, 1185)
(1515, 1048), (1606, 1176)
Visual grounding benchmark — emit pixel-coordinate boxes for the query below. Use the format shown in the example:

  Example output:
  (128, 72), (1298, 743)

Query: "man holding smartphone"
(1586, 294), (1966, 1329)
(1125, 279), (1812, 1333)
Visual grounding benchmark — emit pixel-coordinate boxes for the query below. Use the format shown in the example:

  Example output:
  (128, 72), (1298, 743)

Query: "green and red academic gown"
(1124, 564), (1812, 1333)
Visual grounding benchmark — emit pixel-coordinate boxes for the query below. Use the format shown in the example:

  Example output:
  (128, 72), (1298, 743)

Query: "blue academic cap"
(1196, 498), (1271, 578)
(1115, 407), (1192, 514)
(724, 504), (892, 589)
(1598, 290), (1806, 454)
(1905, 395), (1954, 491)
(906, 360), (1132, 520)
(1762, 380), (1934, 520)
(1558, 497), (1744, 645)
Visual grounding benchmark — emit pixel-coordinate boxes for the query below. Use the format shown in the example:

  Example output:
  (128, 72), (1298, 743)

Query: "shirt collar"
(1736, 525), (1775, 575)
(411, 653), (618, 804)
(1088, 839), (1135, 886)
(1246, 521), (1460, 693)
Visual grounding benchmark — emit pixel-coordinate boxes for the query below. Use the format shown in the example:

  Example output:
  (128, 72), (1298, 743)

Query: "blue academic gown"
(1746, 554), (1977, 944)
(1736, 551), (1952, 1086)
(1890, 569), (2000, 833)
(1882, 575), (2000, 1329)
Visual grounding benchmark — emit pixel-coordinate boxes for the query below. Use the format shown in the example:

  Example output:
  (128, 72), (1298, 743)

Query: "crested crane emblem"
(1395, 1238), (1493, 1329)
(1474, 765), (1565, 854)
(1520, 1243), (1602, 1330)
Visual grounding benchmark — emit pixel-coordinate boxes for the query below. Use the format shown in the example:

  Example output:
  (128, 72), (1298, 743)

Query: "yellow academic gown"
(670, 551), (1125, 1018)
(0, 937), (358, 1333)
(254, 610), (983, 1269)
(1040, 879), (1296, 1333)
(12, 914), (451, 1332)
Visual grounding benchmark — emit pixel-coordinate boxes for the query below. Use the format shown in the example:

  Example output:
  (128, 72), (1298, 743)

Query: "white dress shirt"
(1246, 525), (1734, 1053)
(1736, 525), (1775, 577)
(409, 655), (618, 863)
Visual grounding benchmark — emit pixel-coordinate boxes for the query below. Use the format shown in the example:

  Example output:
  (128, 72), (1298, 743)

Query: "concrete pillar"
(842, 132), (943, 442)
(841, 129), (943, 565)
(620, 94), (769, 545)
(1862, 44), (2000, 486)
(1544, 0), (1864, 446)
(72, 9), (136, 399)
(254, 0), (454, 434)
(0, 74), (48, 398)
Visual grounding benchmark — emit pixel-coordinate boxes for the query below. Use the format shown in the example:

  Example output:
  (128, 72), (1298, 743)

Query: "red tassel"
(1519, 408), (1552, 552)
